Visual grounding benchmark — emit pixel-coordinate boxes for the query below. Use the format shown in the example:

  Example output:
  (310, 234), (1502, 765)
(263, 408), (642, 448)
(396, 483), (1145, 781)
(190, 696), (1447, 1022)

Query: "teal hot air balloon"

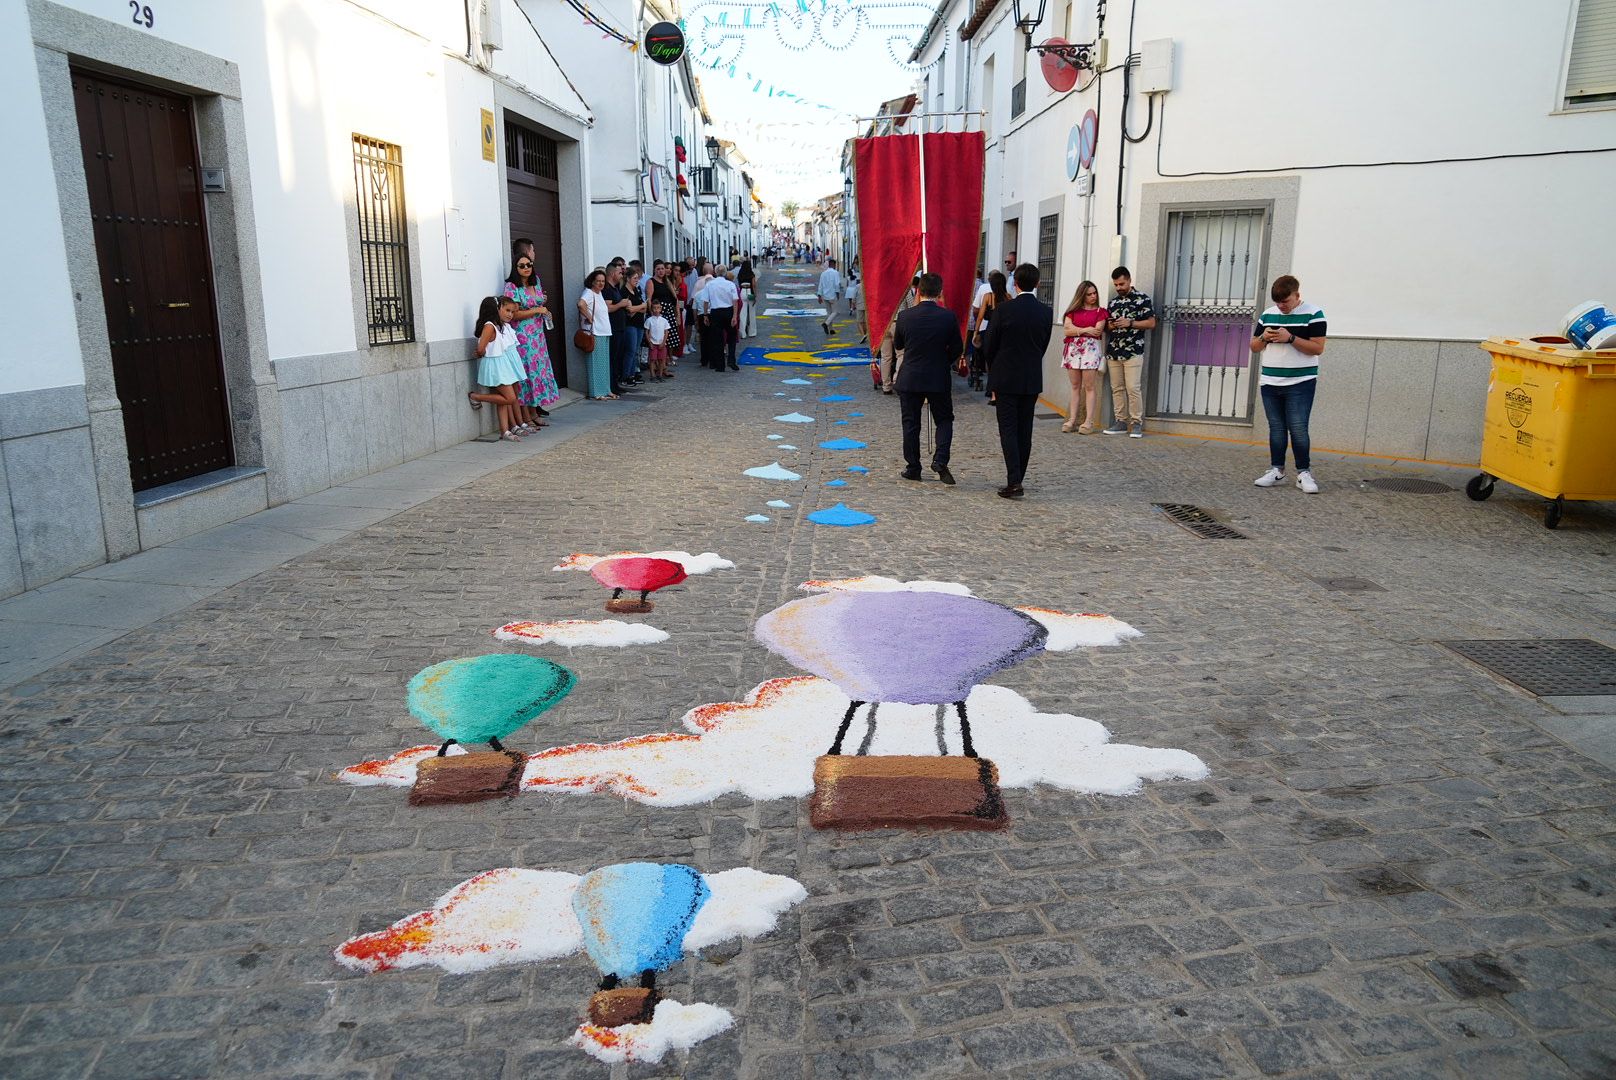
(572, 863), (710, 992)
(406, 654), (576, 755)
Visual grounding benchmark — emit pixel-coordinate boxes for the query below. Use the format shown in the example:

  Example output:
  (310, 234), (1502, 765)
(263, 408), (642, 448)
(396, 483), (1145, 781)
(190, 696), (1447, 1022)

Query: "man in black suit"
(892, 272), (962, 484)
(983, 263), (1054, 498)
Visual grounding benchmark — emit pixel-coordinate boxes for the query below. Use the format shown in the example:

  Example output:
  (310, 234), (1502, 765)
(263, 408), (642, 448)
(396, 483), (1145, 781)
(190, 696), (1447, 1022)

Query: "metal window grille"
(352, 135), (415, 346)
(1152, 207), (1267, 421)
(1010, 77), (1027, 118)
(694, 166), (717, 195)
(505, 123), (558, 181)
(1036, 214), (1059, 305)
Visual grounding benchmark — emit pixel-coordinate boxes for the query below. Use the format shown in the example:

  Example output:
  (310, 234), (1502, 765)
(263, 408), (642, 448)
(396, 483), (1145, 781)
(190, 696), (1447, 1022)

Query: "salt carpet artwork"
(493, 619), (669, 648)
(743, 462), (802, 481)
(553, 551), (734, 576)
(807, 503), (876, 526)
(334, 864), (806, 1063)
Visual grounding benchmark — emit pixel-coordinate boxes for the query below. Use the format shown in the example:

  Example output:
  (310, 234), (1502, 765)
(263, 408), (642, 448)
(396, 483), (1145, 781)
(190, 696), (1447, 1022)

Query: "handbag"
(573, 294), (598, 351)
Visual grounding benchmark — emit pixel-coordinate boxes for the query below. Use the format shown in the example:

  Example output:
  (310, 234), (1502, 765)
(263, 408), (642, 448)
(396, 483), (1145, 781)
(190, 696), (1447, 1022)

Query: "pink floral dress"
(503, 281), (560, 407)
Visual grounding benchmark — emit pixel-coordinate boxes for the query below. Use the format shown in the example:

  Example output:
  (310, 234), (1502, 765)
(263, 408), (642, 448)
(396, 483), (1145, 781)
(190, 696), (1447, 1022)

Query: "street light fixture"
(1014, 0), (1104, 68)
(704, 136), (722, 165)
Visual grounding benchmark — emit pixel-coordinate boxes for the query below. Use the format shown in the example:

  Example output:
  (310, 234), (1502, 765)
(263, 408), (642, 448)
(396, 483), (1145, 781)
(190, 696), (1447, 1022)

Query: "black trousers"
(699, 317), (724, 369)
(899, 390), (954, 471)
(994, 393), (1038, 487)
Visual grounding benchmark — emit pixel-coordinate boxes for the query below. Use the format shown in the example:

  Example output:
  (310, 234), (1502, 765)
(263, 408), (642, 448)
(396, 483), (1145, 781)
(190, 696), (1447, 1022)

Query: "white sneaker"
(1254, 467), (1285, 488)
(1297, 470), (1319, 494)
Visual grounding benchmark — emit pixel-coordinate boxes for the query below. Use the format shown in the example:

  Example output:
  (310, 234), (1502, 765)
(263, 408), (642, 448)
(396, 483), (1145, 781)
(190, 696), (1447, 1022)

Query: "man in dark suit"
(892, 272), (962, 484)
(983, 263), (1054, 498)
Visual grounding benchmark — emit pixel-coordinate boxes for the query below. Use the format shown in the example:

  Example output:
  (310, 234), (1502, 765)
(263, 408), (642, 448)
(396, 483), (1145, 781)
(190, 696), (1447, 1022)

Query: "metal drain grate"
(1441, 639), (1616, 696)
(1364, 477), (1452, 494)
(1310, 576), (1386, 592)
(1154, 503), (1247, 540)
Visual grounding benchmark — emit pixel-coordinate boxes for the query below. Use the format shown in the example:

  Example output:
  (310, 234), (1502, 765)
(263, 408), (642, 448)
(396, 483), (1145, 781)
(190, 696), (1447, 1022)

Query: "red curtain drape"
(853, 131), (986, 346)
(853, 136), (922, 350)
(921, 131), (986, 341)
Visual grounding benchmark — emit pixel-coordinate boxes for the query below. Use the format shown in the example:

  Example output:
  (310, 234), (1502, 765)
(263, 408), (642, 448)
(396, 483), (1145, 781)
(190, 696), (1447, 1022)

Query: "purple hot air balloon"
(754, 591), (1048, 758)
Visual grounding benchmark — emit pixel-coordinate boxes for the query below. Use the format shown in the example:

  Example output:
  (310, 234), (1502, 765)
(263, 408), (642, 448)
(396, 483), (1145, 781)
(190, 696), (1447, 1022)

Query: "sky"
(682, 0), (939, 209)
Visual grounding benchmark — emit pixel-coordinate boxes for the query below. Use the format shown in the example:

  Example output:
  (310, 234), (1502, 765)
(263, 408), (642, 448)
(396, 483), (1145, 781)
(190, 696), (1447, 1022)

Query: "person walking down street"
(1102, 266), (1156, 437)
(621, 267), (648, 388)
(1251, 274), (1328, 493)
(893, 272), (962, 485)
(695, 268), (742, 371)
(737, 259), (758, 339)
(972, 271), (1009, 393)
(879, 276), (920, 394)
(469, 296), (526, 441)
(1060, 279), (1107, 433)
(576, 268), (616, 400)
(502, 253), (557, 429)
(984, 264), (1054, 499)
(817, 257), (844, 337)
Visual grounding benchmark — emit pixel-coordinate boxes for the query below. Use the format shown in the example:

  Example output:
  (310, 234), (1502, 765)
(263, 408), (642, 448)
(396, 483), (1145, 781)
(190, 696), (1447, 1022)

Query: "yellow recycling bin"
(1466, 337), (1616, 528)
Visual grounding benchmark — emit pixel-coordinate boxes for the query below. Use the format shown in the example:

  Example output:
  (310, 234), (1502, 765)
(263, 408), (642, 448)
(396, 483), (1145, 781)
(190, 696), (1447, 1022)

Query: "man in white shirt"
(817, 258), (844, 337)
(695, 269), (742, 371)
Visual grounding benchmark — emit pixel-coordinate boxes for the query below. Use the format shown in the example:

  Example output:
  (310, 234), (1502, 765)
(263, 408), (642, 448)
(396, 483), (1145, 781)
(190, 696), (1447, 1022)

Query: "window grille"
(1036, 214), (1059, 305)
(694, 166), (717, 194)
(1567, 0), (1616, 105)
(352, 135), (415, 346)
(505, 123), (559, 181)
(1151, 207), (1267, 421)
(1010, 77), (1027, 119)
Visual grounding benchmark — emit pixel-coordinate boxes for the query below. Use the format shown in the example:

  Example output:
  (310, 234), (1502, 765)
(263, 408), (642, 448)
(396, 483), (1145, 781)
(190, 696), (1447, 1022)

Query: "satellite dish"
(1040, 38), (1078, 93)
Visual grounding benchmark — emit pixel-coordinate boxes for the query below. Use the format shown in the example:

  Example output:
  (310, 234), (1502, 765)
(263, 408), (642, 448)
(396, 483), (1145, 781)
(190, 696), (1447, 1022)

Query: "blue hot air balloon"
(571, 863), (711, 991)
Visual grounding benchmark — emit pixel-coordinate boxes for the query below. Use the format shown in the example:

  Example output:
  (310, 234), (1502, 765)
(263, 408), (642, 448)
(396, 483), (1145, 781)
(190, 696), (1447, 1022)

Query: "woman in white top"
(576, 268), (616, 400)
(468, 296), (529, 441)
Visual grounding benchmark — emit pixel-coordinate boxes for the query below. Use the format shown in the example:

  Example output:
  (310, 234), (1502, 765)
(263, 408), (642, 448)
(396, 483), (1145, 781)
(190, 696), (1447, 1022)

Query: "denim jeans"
(1260, 379), (1317, 471)
(620, 326), (643, 381)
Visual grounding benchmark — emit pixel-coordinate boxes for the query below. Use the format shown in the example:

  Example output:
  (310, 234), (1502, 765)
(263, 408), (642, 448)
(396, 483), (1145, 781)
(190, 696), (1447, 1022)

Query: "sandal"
(467, 392), (481, 411)
(500, 430), (522, 442)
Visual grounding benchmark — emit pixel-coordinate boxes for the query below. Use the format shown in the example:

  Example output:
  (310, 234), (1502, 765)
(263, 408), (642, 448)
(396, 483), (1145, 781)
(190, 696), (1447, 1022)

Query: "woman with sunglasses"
(503, 252), (558, 428)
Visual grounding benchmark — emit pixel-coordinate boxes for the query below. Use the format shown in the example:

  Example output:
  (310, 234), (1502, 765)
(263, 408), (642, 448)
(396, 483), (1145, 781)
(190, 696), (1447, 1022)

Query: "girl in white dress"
(468, 296), (528, 441)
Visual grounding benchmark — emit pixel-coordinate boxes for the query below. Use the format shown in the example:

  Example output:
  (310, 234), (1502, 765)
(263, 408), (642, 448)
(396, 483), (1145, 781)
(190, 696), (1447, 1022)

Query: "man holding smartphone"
(1101, 267), (1157, 437)
(1250, 275), (1328, 493)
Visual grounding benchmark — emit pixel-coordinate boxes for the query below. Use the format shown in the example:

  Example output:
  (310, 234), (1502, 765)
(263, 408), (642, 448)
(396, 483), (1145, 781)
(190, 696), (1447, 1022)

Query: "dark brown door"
(73, 69), (233, 491)
(505, 119), (567, 387)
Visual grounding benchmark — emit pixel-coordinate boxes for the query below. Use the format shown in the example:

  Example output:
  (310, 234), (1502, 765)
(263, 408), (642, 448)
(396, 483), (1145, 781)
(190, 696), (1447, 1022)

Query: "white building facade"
(0, 0), (768, 601)
(897, 0), (1616, 463)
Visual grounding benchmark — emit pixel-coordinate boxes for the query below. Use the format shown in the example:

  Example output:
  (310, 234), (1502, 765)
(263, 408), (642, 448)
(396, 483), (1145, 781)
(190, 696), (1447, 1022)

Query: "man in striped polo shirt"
(1250, 275), (1328, 493)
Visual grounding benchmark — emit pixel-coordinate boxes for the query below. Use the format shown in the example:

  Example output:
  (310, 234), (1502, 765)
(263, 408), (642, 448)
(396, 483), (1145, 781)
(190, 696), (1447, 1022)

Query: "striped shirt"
(1255, 302), (1327, 386)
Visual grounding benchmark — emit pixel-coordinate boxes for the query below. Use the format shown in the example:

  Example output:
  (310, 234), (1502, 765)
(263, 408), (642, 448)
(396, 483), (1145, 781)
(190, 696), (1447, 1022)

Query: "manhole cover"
(1364, 477), (1451, 494)
(1310, 576), (1386, 592)
(1441, 639), (1616, 696)
(1154, 503), (1247, 540)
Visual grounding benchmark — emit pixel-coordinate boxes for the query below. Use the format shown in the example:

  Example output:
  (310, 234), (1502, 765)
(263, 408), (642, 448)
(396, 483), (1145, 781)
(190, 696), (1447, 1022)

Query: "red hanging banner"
(853, 130), (986, 347)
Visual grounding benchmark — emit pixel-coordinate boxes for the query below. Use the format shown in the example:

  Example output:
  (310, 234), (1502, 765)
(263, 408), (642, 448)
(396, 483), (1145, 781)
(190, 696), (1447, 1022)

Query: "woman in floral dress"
(649, 260), (683, 369)
(503, 254), (560, 422)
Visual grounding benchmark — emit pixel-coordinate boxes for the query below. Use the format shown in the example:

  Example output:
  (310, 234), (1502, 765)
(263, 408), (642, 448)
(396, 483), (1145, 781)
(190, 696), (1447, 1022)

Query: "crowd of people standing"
(471, 241), (1326, 496)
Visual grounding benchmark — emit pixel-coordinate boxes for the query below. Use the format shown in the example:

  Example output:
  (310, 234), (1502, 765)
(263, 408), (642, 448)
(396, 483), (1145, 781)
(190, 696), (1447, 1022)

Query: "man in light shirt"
(817, 258), (844, 337)
(695, 269), (742, 371)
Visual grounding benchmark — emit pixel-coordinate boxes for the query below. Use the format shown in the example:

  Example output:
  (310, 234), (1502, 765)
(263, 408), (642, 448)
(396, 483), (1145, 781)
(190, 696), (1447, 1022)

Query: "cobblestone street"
(2, 290), (1615, 1080)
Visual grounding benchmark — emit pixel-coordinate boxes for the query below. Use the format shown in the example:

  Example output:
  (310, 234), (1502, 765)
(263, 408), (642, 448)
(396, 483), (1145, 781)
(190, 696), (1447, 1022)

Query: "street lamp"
(1010, 0), (1046, 47)
(1016, 0), (1104, 67)
(704, 136), (721, 165)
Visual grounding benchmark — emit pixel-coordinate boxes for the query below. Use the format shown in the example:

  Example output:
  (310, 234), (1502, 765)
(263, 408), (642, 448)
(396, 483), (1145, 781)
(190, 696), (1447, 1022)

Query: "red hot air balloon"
(590, 557), (687, 613)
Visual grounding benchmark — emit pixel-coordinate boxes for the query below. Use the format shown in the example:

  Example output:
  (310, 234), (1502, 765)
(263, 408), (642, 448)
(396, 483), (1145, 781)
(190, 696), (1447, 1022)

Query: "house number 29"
(129, 2), (154, 28)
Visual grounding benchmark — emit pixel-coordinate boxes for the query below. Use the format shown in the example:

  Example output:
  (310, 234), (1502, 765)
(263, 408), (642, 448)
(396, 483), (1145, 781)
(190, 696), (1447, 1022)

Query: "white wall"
(963, 0), (1616, 341)
(0, 0), (84, 394)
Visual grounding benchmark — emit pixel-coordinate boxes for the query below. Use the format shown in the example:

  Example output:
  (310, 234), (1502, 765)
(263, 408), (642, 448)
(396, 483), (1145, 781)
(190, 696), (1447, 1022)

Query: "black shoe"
(535, 407), (550, 417)
(997, 484), (1025, 499)
(901, 468), (922, 481)
(934, 466), (955, 485)
(728, 364), (739, 371)
(882, 389), (894, 395)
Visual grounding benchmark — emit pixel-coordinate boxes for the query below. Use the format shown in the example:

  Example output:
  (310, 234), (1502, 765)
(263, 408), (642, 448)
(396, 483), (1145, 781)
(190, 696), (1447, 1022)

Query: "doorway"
(73, 69), (234, 491)
(1001, 218), (1020, 280)
(505, 118), (567, 387)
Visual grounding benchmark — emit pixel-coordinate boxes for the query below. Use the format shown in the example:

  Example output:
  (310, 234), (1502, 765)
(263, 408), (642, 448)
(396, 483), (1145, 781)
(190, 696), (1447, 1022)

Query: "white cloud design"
(493, 620), (670, 648)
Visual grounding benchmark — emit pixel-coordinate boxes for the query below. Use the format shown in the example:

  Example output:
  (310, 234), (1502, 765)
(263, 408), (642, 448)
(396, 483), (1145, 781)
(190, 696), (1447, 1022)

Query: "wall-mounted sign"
(644, 21), (685, 65)
(1078, 109), (1098, 170)
(481, 109), (497, 162)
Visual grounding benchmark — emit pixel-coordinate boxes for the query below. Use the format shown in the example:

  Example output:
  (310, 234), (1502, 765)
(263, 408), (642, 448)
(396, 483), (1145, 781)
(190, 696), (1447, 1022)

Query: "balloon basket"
(409, 750), (525, 806)
(605, 598), (655, 614)
(588, 987), (658, 1027)
(808, 754), (1009, 831)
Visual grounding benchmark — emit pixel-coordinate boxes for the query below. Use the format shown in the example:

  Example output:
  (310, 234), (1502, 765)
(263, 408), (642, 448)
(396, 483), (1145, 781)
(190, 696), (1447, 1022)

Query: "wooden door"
(73, 69), (233, 491)
(505, 120), (567, 387)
